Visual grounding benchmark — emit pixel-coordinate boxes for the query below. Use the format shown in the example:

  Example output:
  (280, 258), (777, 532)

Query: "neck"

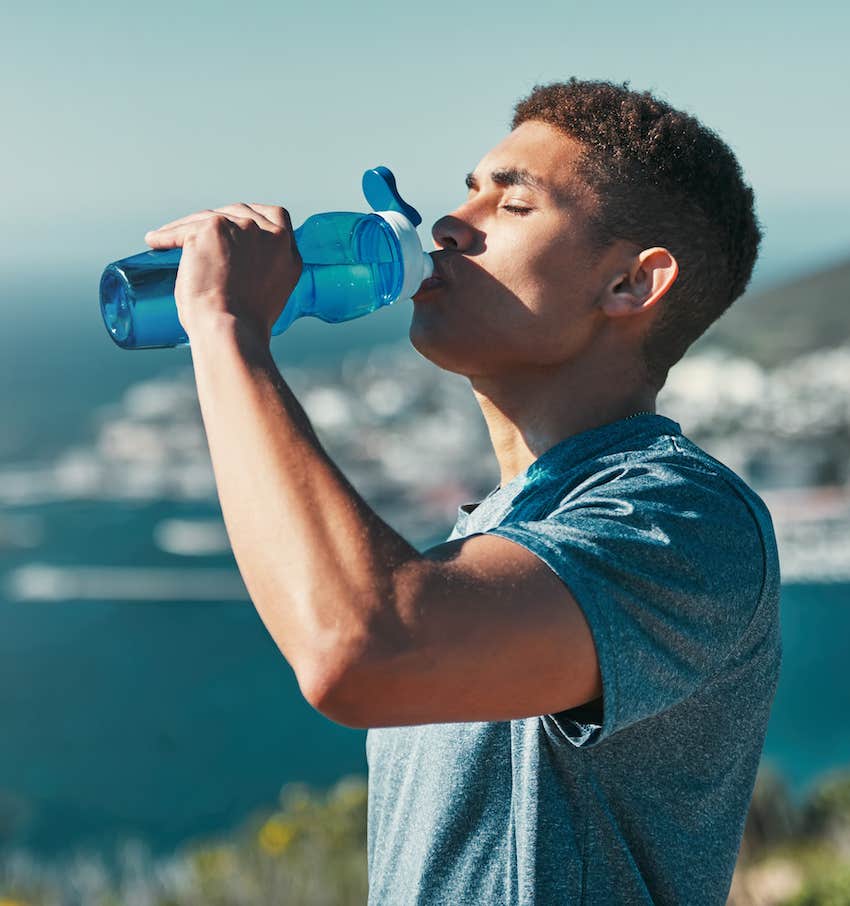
(470, 355), (657, 488)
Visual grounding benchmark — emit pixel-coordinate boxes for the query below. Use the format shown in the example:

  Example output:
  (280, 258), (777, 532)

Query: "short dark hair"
(512, 78), (763, 389)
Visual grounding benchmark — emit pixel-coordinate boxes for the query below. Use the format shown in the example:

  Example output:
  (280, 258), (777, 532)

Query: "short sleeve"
(486, 456), (767, 748)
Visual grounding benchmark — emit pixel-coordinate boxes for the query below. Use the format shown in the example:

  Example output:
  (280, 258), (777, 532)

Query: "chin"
(408, 309), (516, 379)
(408, 312), (478, 377)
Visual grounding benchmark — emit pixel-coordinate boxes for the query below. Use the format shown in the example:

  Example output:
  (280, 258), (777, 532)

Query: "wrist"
(185, 311), (272, 351)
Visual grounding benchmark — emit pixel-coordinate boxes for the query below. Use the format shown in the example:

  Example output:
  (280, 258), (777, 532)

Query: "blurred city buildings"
(2, 335), (849, 592)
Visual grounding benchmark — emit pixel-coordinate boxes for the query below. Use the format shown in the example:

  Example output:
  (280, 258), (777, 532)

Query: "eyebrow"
(465, 167), (548, 194)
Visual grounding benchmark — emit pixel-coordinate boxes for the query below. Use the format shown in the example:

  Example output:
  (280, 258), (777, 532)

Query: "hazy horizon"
(2, 0), (847, 303)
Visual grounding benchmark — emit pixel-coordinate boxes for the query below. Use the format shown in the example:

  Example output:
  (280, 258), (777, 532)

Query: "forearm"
(186, 315), (423, 699)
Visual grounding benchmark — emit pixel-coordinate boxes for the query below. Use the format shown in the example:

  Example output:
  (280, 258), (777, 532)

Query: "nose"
(431, 212), (484, 254)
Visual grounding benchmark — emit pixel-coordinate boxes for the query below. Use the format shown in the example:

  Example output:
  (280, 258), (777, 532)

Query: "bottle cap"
(362, 166), (423, 226)
(362, 166), (433, 301)
(378, 211), (434, 301)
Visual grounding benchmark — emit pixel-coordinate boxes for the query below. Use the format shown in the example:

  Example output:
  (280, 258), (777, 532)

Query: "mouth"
(413, 254), (449, 300)
(415, 275), (444, 296)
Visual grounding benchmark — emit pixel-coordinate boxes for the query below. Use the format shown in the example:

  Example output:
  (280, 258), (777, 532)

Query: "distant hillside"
(691, 254), (850, 368)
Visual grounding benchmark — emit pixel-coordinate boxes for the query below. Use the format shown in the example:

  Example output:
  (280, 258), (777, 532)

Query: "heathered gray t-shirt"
(366, 413), (781, 906)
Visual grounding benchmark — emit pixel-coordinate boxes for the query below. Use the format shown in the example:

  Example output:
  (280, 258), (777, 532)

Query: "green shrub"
(803, 774), (850, 842)
(0, 776), (369, 906)
(741, 763), (799, 860)
(785, 861), (850, 906)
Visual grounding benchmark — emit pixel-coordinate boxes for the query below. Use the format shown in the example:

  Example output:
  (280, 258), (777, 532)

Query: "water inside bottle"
(287, 213), (403, 324)
(100, 249), (188, 349)
(100, 212), (405, 348)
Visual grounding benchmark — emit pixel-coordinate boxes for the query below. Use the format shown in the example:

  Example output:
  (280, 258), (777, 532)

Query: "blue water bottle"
(99, 166), (434, 349)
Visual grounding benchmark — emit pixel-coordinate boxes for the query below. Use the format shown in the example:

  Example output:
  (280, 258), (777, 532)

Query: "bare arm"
(185, 315), (427, 704)
(145, 201), (601, 726)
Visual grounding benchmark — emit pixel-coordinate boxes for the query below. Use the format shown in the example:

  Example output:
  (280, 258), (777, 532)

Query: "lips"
(414, 255), (448, 298)
(417, 275), (444, 294)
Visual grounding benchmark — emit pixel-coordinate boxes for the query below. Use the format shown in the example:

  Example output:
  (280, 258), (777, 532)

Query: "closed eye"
(466, 173), (534, 216)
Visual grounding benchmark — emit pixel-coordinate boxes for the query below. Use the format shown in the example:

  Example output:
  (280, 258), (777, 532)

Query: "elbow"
(299, 622), (412, 730)
(300, 657), (374, 729)
(296, 622), (383, 729)
(299, 562), (427, 728)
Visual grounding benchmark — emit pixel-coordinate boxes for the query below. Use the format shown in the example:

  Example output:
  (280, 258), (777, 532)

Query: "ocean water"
(761, 581), (850, 791)
(0, 278), (847, 858)
(1, 514), (844, 857)
(0, 279), (414, 856)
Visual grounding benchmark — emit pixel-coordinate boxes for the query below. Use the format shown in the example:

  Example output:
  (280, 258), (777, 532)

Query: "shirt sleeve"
(485, 456), (768, 748)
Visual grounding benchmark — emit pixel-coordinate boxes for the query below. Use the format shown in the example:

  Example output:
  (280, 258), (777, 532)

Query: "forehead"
(474, 120), (595, 207)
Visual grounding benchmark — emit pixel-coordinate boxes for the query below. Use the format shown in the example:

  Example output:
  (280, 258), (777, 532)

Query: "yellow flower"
(0, 898), (29, 906)
(258, 817), (297, 855)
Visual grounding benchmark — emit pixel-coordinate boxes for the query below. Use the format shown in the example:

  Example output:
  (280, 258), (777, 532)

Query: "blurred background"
(1, 0), (849, 903)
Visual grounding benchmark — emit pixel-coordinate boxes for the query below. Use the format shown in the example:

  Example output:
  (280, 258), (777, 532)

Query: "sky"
(1, 0), (848, 299)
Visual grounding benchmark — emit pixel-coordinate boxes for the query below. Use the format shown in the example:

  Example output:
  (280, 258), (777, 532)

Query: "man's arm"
(145, 203), (601, 727)
(184, 315), (424, 705)
(187, 317), (601, 727)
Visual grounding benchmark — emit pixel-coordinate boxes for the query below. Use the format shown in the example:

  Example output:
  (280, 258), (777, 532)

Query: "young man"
(146, 79), (781, 904)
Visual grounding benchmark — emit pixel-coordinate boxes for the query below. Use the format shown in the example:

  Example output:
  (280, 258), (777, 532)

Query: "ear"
(600, 247), (679, 318)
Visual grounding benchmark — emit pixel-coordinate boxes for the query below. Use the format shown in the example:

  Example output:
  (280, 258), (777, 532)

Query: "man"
(145, 78), (781, 904)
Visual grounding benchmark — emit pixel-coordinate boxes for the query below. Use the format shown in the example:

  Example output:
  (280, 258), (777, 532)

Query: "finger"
(243, 204), (294, 231)
(209, 203), (296, 235)
(147, 204), (269, 236)
(147, 203), (293, 238)
(144, 212), (255, 248)
(207, 202), (272, 227)
(149, 209), (220, 233)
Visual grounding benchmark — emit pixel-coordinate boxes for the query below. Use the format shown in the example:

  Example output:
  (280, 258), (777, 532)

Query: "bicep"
(316, 532), (602, 729)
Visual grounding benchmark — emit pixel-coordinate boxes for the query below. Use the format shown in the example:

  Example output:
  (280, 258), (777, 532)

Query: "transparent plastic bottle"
(99, 167), (434, 350)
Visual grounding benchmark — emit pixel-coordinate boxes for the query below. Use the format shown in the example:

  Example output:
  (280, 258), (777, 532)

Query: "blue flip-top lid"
(362, 166), (422, 227)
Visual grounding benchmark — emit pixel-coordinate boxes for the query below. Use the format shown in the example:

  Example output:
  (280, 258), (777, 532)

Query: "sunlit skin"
(139, 121), (679, 728)
(411, 120), (679, 486)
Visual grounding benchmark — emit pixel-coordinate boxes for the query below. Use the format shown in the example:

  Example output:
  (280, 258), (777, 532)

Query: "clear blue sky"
(2, 0), (848, 290)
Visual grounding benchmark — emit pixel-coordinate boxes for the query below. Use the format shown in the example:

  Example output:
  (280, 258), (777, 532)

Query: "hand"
(145, 204), (303, 344)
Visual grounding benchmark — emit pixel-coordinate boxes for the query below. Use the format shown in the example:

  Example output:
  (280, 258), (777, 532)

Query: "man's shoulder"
(522, 426), (780, 593)
(583, 429), (781, 610)
(545, 426), (769, 522)
(660, 432), (779, 551)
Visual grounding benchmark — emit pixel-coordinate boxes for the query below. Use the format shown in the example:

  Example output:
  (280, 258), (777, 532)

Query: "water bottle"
(99, 166), (434, 349)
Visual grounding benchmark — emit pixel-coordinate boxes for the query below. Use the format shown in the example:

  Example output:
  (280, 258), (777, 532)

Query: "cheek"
(506, 238), (596, 329)
(483, 230), (570, 308)
(483, 252), (564, 329)
(407, 234), (591, 371)
(487, 252), (597, 362)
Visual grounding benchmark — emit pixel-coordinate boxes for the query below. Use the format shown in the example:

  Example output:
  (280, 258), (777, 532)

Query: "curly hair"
(512, 79), (763, 389)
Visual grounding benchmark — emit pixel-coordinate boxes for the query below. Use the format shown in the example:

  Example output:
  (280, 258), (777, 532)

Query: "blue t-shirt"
(365, 413), (782, 905)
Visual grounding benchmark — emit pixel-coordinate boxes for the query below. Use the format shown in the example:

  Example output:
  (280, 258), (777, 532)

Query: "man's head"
(411, 78), (762, 391)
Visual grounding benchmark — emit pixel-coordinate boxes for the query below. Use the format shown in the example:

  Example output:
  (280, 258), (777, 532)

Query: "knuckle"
(199, 214), (232, 239)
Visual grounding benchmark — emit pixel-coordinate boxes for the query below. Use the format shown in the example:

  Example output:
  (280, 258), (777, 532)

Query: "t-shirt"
(365, 413), (782, 905)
